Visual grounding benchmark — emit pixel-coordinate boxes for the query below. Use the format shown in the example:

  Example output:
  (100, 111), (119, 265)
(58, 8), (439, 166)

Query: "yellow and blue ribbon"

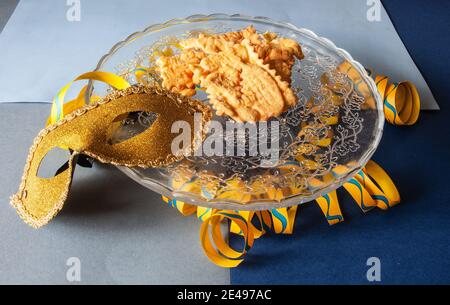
(164, 159), (401, 267)
(375, 75), (420, 126)
(48, 71), (130, 125)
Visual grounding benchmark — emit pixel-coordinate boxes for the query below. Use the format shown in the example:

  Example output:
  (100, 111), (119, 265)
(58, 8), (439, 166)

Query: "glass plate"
(88, 14), (384, 211)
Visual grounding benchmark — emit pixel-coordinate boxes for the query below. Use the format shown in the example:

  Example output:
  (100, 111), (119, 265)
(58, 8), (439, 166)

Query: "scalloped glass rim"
(88, 13), (385, 211)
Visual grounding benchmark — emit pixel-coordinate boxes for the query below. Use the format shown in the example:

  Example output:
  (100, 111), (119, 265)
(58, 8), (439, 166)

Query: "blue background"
(231, 0), (450, 284)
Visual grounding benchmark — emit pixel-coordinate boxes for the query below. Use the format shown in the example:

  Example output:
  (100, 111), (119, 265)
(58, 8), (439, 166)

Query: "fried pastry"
(194, 51), (287, 122)
(156, 48), (205, 96)
(156, 26), (304, 122)
(181, 26), (303, 83)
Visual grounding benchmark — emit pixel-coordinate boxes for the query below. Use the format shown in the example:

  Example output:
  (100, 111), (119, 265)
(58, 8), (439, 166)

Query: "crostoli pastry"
(157, 48), (206, 96)
(192, 46), (294, 122)
(156, 26), (304, 122)
(181, 26), (303, 83)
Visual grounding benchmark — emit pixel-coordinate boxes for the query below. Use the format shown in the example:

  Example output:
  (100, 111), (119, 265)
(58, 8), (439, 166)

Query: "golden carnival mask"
(11, 85), (211, 228)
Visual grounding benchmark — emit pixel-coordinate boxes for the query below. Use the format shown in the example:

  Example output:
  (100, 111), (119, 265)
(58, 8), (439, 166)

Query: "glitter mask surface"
(11, 85), (211, 228)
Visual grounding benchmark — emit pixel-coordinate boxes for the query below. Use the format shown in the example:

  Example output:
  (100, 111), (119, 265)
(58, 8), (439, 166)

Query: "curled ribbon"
(340, 62), (421, 126)
(165, 159), (399, 267)
(370, 72), (421, 126)
(48, 71), (131, 125)
(376, 76), (420, 125)
(200, 211), (255, 268)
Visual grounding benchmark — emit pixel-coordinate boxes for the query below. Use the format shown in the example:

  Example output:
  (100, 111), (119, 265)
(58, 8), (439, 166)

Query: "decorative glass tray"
(87, 14), (384, 211)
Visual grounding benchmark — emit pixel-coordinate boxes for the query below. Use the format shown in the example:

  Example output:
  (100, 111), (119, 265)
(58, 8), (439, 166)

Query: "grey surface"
(0, 0), (439, 109)
(0, 103), (229, 284)
(0, 0), (18, 34)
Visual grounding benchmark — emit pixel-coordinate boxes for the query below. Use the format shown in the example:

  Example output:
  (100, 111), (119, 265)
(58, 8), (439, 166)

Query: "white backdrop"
(0, 0), (439, 109)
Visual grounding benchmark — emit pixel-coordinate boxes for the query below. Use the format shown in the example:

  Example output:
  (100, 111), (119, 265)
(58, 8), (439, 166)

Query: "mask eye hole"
(37, 147), (72, 178)
(107, 111), (159, 145)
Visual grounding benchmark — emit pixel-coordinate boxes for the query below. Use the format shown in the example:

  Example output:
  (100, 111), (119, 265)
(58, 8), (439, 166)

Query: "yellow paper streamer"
(336, 61), (421, 126)
(162, 196), (197, 216)
(375, 75), (420, 126)
(230, 210), (272, 239)
(343, 172), (379, 213)
(315, 190), (344, 225)
(200, 210), (254, 268)
(361, 160), (401, 210)
(49, 71), (131, 125)
(165, 159), (400, 267)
